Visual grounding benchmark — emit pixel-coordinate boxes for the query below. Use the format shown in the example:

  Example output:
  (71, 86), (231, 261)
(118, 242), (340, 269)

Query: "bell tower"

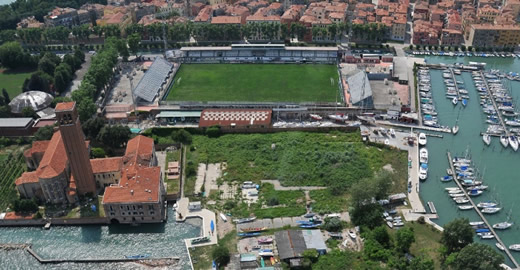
(55, 102), (96, 195)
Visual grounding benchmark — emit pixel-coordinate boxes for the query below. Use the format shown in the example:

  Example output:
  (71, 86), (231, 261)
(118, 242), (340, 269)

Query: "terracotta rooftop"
(37, 131), (68, 179)
(24, 140), (50, 158)
(471, 23), (520, 30)
(246, 14), (281, 22)
(90, 157), (123, 174)
(124, 135), (155, 169)
(211, 16), (242, 24)
(55, 102), (76, 112)
(103, 167), (161, 203)
(15, 171), (39, 185)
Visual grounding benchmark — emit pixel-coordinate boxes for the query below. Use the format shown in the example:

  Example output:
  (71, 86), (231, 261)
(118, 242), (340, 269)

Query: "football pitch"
(165, 64), (339, 103)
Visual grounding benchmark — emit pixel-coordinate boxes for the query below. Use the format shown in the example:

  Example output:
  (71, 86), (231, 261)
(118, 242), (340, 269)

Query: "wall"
(0, 217), (109, 227)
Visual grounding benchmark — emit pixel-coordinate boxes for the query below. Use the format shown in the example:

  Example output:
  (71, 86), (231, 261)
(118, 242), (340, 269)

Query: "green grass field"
(0, 69), (33, 99)
(166, 64), (339, 103)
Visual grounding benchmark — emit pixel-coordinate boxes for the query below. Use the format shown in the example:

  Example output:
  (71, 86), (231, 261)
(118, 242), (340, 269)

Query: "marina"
(446, 152), (519, 268)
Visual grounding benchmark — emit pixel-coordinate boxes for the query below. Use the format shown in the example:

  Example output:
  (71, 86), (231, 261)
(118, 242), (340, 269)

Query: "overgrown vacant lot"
(166, 64), (339, 103)
(189, 132), (407, 190)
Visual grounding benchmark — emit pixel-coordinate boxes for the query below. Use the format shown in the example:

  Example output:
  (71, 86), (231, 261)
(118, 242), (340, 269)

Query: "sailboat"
(452, 97), (458, 105)
(500, 135), (509, 148)
(483, 133), (491, 145)
(493, 208), (514, 230)
(509, 135), (519, 151)
(452, 110), (460, 134)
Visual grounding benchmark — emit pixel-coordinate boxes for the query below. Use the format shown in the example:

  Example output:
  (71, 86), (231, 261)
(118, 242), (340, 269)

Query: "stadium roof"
(199, 109), (271, 128)
(346, 70), (372, 105)
(0, 118), (34, 128)
(155, 111), (202, 118)
(134, 57), (173, 102)
(9, 91), (53, 114)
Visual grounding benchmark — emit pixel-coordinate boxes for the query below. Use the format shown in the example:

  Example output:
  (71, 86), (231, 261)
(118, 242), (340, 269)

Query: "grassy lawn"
(309, 189), (349, 214)
(0, 69), (34, 99)
(166, 64), (339, 103)
(253, 183), (306, 219)
(408, 222), (443, 269)
(164, 149), (181, 194)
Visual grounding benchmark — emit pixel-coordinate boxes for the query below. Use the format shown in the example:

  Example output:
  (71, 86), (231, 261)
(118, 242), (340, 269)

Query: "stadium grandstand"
(133, 57), (173, 103)
(178, 44), (341, 63)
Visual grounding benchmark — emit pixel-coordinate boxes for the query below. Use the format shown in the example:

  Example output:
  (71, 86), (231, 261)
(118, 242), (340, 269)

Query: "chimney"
(130, 189), (134, 195)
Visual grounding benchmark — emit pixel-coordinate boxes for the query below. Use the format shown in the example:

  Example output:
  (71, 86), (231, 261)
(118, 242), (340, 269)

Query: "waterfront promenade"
(447, 151), (519, 268)
(176, 198), (218, 248)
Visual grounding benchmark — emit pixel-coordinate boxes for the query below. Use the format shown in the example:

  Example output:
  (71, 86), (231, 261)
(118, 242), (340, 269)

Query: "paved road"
(63, 53), (92, 97)
(260, 180), (326, 191)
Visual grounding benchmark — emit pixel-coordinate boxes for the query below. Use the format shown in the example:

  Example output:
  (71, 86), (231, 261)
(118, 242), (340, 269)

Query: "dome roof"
(9, 91), (54, 114)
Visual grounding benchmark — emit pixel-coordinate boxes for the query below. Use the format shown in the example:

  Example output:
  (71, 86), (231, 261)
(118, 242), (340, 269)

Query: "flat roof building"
(275, 230), (327, 267)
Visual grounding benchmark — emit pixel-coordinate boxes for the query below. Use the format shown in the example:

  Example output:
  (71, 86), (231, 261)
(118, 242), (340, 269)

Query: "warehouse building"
(275, 230), (327, 267)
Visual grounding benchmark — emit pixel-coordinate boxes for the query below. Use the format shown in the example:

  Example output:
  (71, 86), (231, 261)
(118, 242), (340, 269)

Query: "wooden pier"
(480, 70), (510, 136)
(449, 68), (462, 101)
(446, 151), (519, 268)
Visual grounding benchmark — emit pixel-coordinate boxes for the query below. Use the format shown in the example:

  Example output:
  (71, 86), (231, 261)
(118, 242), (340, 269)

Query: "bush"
(91, 147), (106, 158)
(171, 129), (192, 145)
(322, 217), (343, 232)
(206, 125), (221, 138)
(223, 201), (236, 210)
(12, 198), (38, 213)
(267, 196), (279, 206)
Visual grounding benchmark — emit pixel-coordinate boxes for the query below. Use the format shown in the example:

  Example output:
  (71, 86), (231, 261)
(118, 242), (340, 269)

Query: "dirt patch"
(383, 164), (394, 173)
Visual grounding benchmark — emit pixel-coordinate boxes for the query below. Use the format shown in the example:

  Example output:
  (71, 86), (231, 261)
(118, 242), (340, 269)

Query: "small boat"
(469, 221), (485, 226)
(509, 244), (520, 251)
(328, 114), (348, 121)
(454, 198), (469, 204)
(483, 134), (491, 146)
(418, 133), (427, 146)
(479, 233), (495, 239)
(238, 232), (261, 237)
(220, 213), (228, 222)
(493, 222), (513, 230)
(241, 227), (267, 232)
(43, 223), (51, 230)
(477, 202), (498, 208)
(303, 212), (315, 218)
(452, 97), (458, 105)
(461, 99), (468, 107)
(445, 187), (460, 191)
(300, 223), (321, 228)
(459, 205), (473, 210)
(496, 243), (505, 251)
(481, 207), (501, 214)
(191, 236), (210, 244)
(258, 238), (273, 244)
(234, 217), (257, 224)
(509, 136), (519, 151)
(259, 250), (274, 257)
(125, 254), (150, 259)
(468, 189), (483, 196)
(419, 163), (428, 181)
(386, 221), (394, 228)
(452, 125), (459, 134)
(270, 257), (275, 265)
(476, 228), (490, 233)
(500, 135), (509, 148)
(450, 193), (465, 198)
(449, 189), (462, 194)
(309, 114), (323, 121)
(420, 149), (428, 164)
(440, 175), (453, 182)
(389, 128), (396, 137)
(212, 261), (217, 270)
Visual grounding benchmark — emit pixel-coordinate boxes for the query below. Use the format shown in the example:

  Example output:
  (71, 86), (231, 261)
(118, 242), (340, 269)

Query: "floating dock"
(480, 70), (510, 136)
(449, 68), (462, 101)
(427, 201), (437, 214)
(446, 151), (519, 269)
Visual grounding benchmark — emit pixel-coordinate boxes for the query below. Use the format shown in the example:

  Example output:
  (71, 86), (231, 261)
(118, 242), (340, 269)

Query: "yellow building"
(468, 23), (520, 48)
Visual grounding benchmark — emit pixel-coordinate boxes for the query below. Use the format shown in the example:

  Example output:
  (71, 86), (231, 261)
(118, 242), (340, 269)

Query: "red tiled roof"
(124, 135), (155, 168)
(103, 167), (161, 203)
(90, 157), (123, 174)
(24, 140), (50, 157)
(55, 102), (76, 112)
(37, 131), (68, 179)
(211, 16), (242, 24)
(15, 171), (39, 185)
(199, 109), (272, 128)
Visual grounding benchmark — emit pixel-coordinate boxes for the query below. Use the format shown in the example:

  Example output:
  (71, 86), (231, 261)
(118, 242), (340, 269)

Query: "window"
(133, 212), (138, 215)
(138, 205), (143, 210)
(150, 211), (155, 215)
(110, 212), (115, 216)
(109, 206), (113, 211)
(148, 205), (154, 210)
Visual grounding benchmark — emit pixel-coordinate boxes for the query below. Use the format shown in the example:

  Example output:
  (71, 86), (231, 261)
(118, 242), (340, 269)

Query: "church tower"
(55, 102), (96, 195)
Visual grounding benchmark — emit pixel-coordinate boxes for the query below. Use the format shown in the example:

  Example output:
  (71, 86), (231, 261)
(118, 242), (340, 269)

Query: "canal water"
(0, 208), (200, 269)
(418, 55), (520, 265)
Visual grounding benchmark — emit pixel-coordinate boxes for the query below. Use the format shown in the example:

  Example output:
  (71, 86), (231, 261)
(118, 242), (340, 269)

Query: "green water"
(0, 208), (200, 269)
(419, 56), (520, 265)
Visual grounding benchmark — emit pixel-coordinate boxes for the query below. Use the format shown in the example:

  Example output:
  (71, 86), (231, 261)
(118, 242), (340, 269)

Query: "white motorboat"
(468, 189), (484, 196)
(479, 233), (495, 239)
(470, 185), (488, 190)
(482, 207), (501, 214)
(445, 187), (460, 191)
(450, 193), (465, 198)
(309, 114), (323, 121)
(389, 128), (396, 137)
(448, 189), (462, 194)
(496, 243), (505, 251)
(493, 222), (513, 230)
(452, 97), (458, 105)
(459, 205), (473, 210)
(500, 135), (509, 148)
(483, 134), (491, 146)
(419, 148), (428, 164)
(509, 244), (520, 251)
(452, 126), (459, 134)
(454, 198), (469, 204)
(419, 164), (428, 181)
(328, 114), (348, 121)
(418, 133), (427, 146)
(509, 136), (519, 151)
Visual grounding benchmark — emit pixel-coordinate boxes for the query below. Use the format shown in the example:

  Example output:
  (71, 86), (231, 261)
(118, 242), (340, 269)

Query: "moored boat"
(481, 207), (501, 214)
(509, 136), (519, 151)
(452, 97), (458, 105)
(440, 175), (453, 182)
(483, 134), (491, 146)
(477, 202), (498, 208)
(500, 135), (509, 148)
(496, 243), (505, 251)
(469, 221), (485, 226)
(420, 148), (428, 164)
(418, 133), (427, 146)
(509, 244), (520, 251)
(493, 222), (513, 230)
(459, 205), (473, 210)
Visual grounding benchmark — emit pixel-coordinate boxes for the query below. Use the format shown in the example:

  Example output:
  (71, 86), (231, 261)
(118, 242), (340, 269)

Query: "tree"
(350, 178), (384, 228)
(441, 218), (473, 253)
(395, 227), (415, 253)
(128, 33), (141, 57)
(12, 198), (38, 213)
(74, 48), (85, 63)
(21, 106), (35, 117)
(171, 129), (192, 145)
(212, 245), (230, 267)
(77, 98), (97, 122)
(370, 226), (392, 248)
(82, 117), (105, 139)
(302, 249), (319, 265)
(408, 256), (434, 270)
(2, 88), (10, 104)
(451, 243), (504, 270)
(23, 71), (53, 93)
(51, 97), (72, 108)
(322, 217), (343, 232)
(267, 196), (279, 206)
(64, 53), (81, 70)
(38, 56), (57, 76)
(33, 125), (55, 141)
(91, 147), (106, 158)
(97, 125), (131, 148)
(0, 41), (24, 69)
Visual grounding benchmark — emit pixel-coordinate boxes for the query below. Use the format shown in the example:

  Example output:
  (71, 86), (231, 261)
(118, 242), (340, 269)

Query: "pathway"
(401, 210), (442, 231)
(408, 136), (426, 213)
(447, 151), (519, 268)
(236, 212), (350, 231)
(481, 70), (509, 136)
(176, 198), (218, 248)
(375, 120), (452, 133)
(260, 180), (326, 191)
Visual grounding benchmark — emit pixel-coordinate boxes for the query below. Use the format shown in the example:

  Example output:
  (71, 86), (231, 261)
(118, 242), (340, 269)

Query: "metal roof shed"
(302, 230), (327, 255)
